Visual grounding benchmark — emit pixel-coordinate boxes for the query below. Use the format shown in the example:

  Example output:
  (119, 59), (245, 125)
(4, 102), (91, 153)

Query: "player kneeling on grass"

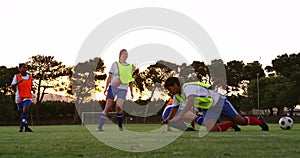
(164, 77), (269, 132)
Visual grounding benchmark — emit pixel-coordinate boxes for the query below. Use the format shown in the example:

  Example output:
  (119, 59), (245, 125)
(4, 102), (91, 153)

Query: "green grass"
(0, 124), (300, 158)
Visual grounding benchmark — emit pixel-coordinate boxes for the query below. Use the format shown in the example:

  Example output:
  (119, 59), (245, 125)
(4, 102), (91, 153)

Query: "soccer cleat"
(19, 129), (23, 132)
(185, 127), (196, 131)
(96, 128), (103, 132)
(118, 127), (124, 131)
(232, 123), (241, 131)
(258, 116), (269, 131)
(24, 127), (33, 132)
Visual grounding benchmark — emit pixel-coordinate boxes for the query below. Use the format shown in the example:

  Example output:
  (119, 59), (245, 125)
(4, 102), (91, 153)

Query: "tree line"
(0, 53), (299, 125)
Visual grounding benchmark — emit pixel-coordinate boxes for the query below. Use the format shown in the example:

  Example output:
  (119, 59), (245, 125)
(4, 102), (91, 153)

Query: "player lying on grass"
(164, 77), (269, 132)
(161, 97), (241, 132)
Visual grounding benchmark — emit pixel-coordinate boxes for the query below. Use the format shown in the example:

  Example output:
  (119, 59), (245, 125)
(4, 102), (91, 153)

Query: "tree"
(207, 59), (227, 84)
(225, 60), (245, 87)
(133, 60), (177, 123)
(247, 76), (293, 116)
(190, 61), (210, 82)
(71, 57), (106, 124)
(0, 66), (20, 125)
(271, 53), (300, 78)
(52, 66), (74, 97)
(285, 72), (300, 115)
(266, 53), (300, 115)
(243, 61), (265, 81)
(26, 55), (66, 125)
(227, 94), (246, 114)
(134, 60), (177, 100)
(0, 66), (19, 96)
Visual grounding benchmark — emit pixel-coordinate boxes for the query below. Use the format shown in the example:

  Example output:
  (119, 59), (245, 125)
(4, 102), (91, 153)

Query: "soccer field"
(0, 124), (299, 158)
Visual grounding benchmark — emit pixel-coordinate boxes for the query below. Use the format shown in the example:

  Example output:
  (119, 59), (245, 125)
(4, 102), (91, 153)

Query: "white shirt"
(11, 74), (34, 103)
(173, 84), (221, 108)
(171, 95), (190, 110)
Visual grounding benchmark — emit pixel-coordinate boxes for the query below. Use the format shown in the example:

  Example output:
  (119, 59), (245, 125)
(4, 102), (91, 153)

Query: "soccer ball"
(279, 116), (294, 130)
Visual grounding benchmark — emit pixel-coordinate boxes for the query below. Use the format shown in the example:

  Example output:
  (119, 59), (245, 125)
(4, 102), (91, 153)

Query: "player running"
(10, 63), (34, 132)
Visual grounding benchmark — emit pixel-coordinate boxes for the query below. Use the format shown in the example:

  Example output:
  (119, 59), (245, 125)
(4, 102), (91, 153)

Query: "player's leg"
(17, 103), (24, 132)
(231, 115), (269, 131)
(116, 98), (125, 131)
(97, 98), (114, 131)
(162, 106), (173, 131)
(191, 120), (195, 129)
(221, 99), (269, 131)
(23, 100), (33, 132)
(97, 86), (115, 131)
(182, 111), (203, 127)
(115, 88), (127, 131)
(201, 104), (232, 132)
(103, 99), (114, 115)
(208, 98), (243, 132)
(162, 106), (191, 131)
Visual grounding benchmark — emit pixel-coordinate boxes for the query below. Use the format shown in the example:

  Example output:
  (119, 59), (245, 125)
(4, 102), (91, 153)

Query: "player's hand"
(131, 92), (134, 99)
(161, 119), (169, 125)
(103, 89), (107, 96)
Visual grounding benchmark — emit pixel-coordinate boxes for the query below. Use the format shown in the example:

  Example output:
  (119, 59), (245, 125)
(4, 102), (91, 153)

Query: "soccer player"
(10, 63), (34, 132)
(161, 96), (241, 132)
(97, 49), (135, 131)
(164, 77), (269, 132)
(161, 98), (198, 131)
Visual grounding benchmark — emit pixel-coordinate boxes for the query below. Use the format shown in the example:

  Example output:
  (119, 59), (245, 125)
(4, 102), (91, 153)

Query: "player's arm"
(161, 106), (179, 124)
(129, 82), (134, 99)
(129, 64), (136, 99)
(171, 96), (194, 122)
(10, 75), (23, 88)
(104, 73), (113, 95)
(167, 106), (178, 120)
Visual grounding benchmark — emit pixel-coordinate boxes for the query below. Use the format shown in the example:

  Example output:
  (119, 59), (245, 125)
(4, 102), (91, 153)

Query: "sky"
(1, 0), (300, 70)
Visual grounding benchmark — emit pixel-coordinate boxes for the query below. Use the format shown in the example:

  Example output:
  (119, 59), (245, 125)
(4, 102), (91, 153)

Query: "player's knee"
(236, 119), (247, 125)
(208, 126), (219, 132)
(233, 115), (247, 125)
(116, 106), (122, 112)
(23, 108), (28, 113)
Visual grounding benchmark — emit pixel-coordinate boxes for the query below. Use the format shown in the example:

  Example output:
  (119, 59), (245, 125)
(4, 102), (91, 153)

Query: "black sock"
(116, 113), (123, 128)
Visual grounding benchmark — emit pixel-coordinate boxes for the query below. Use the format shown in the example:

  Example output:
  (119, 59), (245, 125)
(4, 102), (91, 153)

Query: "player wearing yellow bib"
(162, 81), (241, 131)
(164, 77), (269, 132)
(97, 49), (134, 131)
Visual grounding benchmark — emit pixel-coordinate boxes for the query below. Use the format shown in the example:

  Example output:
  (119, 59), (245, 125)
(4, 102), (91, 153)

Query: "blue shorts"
(17, 100), (32, 111)
(106, 85), (127, 99)
(202, 96), (238, 121)
(162, 106), (182, 120)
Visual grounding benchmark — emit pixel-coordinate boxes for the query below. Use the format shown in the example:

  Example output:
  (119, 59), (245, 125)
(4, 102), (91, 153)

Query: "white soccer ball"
(279, 116), (294, 130)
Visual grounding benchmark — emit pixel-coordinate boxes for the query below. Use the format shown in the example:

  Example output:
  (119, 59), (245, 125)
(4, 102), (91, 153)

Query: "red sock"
(217, 121), (234, 132)
(244, 116), (262, 125)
